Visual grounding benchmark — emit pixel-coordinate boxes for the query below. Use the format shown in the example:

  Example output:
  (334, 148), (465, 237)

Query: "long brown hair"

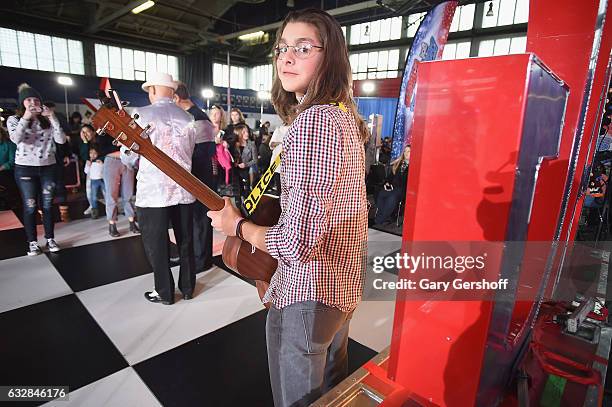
(210, 105), (227, 131)
(390, 145), (410, 174)
(229, 107), (246, 124)
(271, 8), (369, 143)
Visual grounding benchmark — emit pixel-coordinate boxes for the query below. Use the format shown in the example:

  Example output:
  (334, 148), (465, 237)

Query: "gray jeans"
(103, 156), (135, 222)
(266, 301), (352, 407)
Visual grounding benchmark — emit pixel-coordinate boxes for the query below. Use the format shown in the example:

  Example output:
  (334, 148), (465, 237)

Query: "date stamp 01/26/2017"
(0, 386), (69, 402)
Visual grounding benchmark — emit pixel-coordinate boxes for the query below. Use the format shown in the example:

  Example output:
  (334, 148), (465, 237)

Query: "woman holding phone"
(7, 83), (66, 256)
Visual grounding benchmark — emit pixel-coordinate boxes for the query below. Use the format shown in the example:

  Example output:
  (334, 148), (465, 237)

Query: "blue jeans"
(266, 301), (352, 407)
(89, 178), (105, 209)
(14, 164), (56, 242)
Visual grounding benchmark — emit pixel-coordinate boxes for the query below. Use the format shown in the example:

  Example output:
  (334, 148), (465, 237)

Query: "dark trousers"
(137, 204), (195, 302)
(375, 188), (401, 224)
(192, 142), (216, 272)
(14, 164), (56, 242)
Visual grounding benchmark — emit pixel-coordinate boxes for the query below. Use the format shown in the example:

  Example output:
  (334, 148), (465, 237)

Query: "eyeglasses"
(274, 42), (323, 60)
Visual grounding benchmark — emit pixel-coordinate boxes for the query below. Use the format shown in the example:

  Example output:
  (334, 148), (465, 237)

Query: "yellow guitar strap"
(244, 153), (281, 216)
(243, 102), (347, 215)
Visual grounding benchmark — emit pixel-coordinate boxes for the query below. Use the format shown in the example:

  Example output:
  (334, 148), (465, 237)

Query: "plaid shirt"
(264, 104), (368, 312)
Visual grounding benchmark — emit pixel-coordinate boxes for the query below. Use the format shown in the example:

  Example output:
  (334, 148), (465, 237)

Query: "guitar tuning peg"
(132, 113), (139, 120)
(140, 124), (151, 139)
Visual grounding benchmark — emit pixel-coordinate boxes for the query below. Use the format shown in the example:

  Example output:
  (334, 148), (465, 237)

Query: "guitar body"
(222, 195), (281, 283)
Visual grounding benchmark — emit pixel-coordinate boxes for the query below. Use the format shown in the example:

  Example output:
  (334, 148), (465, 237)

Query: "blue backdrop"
(355, 97), (398, 139)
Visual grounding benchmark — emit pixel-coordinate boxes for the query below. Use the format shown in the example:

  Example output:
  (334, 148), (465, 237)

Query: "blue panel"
(355, 97), (398, 139)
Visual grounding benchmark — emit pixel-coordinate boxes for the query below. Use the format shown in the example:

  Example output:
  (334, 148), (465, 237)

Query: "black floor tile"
(46, 236), (152, 292)
(135, 309), (377, 407)
(347, 337), (378, 373)
(135, 310), (272, 407)
(0, 295), (128, 406)
(0, 228), (27, 260)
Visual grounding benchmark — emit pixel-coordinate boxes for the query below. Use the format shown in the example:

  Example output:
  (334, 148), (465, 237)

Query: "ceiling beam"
(217, 0), (380, 42)
(127, 13), (202, 34)
(85, 0), (153, 34)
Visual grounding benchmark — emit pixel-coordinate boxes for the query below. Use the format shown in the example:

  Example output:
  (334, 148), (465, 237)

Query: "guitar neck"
(141, 143), (224, 211)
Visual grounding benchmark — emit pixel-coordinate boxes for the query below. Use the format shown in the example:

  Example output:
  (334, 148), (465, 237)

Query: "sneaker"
(83, 206), (92, 215)
(27, 241), (42, 256)
(46, 238), (60, 253)
(91, 208), (99, 220)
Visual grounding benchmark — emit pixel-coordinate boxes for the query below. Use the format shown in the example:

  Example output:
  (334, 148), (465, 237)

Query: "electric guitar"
(87, 93), (280, 299)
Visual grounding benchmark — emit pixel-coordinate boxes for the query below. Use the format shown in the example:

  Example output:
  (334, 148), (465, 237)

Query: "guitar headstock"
(91, 102), (151, 154)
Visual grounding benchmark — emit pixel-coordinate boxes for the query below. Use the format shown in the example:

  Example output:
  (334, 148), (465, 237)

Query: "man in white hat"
(124, 72), (204, 305)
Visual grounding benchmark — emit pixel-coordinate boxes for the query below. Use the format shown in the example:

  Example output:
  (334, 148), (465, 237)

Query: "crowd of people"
(0, 8), (416, 407)
(0, 83), (283, 253)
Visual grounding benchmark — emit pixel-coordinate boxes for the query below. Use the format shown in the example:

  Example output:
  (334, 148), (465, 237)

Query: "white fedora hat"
(141, 72), (178, 92)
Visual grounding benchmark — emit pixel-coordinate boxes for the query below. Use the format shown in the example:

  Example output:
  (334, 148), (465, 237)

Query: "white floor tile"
(37, 217), (136, 249)
(77, 266), (264, 365)
(367, 228), (402, 242)
(0, 255), (72, 314)
(349, 300), (396, 352)
(43, 367), (161, 407)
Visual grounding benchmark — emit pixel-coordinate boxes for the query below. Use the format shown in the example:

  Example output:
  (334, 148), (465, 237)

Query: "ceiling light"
(362, 81), (375, 94)
(287, 0), (295, 7)
(238, 31), (265, 41)
(57, 76), (73, 86)
(201, 88), (214, 99)
(132, 1), (155, 14)
(486, 2), (494, 17)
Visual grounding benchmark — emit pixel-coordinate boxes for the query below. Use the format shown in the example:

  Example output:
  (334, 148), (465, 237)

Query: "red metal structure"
(315, 1), (612, 406)
(388, 54), (568, 406)
(384, 0), (612, 405)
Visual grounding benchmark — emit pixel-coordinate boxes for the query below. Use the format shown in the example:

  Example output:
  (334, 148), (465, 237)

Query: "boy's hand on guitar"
(207, 197), (242, 237)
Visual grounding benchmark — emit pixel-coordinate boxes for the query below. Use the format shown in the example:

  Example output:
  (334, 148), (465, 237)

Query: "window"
(406, 12), (426, 38)
(95, 43), (178, 81)
(442, 40), (472, 60)
(350, 17), (402, 45)
(450, 4), (475, 32)
(250, 64), (273, 91)
(482, 0), (529, 28)
(478, 35), (527, 56)
(213, 62), (247, 89)
(350, 49), (400, 80)
(0, 28), (84, 74)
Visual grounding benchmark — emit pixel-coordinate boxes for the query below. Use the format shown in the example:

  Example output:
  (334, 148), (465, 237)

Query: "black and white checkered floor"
(0, 210), (400, 407)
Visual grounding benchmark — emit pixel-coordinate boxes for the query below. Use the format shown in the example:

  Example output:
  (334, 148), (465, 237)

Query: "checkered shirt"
(264, 104), (368, 312)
